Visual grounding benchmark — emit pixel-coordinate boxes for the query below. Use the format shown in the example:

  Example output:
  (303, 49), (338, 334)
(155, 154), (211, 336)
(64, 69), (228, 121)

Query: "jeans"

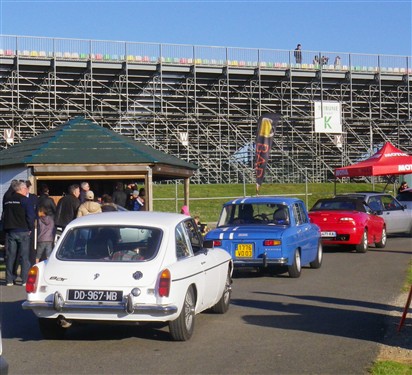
(36, 241), (53, 261)
(6, 231), (31, 284)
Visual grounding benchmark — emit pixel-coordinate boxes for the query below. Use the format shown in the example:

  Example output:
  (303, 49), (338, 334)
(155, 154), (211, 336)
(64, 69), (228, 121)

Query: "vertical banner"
(314, 101), (342, 133)
(255, 113), (280, 193)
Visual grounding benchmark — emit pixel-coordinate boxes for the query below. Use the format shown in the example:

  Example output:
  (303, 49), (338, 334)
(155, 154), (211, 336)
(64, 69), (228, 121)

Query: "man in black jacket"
(54, 184), (80, 230)
(3, 180), (36, 286)
(37, 184), (56, 217)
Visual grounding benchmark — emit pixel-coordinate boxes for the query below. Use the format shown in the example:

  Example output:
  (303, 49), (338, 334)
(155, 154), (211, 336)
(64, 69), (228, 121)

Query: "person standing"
(180, 205), (190, 216)
(112, 182), (127, 208)
(77, 191), (102, 217)
(54, 184), (81, 230)
(100, 194), (118, 212)
(334, 56), (341, 68)
(36, 206), (55, 263)
(25, 180), (39, 265)
(79, 181), (90, 203)
(37, 184), (56, 217)
(3, 180), (35, 286)
(398, 181), (408, 194)
(294, 44), (302, 64)
(138, 187), (146, 211)
(131, 190), (144, 211)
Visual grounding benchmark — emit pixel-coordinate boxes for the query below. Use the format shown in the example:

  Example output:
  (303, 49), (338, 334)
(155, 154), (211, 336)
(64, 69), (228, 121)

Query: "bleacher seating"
(0, 45), (409, 75)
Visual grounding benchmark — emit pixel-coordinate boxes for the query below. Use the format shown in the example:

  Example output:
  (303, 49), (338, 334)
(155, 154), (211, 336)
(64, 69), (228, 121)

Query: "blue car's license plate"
(235, 244), (253, 258)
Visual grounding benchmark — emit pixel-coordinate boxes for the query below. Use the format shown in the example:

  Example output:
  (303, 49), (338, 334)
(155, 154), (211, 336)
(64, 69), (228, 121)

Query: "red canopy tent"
(335, 142), (412, 178)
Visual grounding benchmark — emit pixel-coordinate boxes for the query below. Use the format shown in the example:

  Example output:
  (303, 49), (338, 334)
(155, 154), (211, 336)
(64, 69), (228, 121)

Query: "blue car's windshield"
(217, 203), (290, 226)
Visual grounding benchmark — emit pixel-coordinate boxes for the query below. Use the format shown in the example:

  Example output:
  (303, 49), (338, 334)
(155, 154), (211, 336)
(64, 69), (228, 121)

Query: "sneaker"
(6, 283), (13, 286)
(22, 283), (26, 287)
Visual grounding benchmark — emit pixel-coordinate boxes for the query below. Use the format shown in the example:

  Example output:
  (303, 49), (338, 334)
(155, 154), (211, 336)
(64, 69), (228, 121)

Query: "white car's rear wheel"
(169, 287), (195, 341)
(212, 271), (232, 314)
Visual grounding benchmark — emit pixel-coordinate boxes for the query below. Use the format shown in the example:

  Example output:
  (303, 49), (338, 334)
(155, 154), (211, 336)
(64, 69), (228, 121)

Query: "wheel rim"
(363, 231), (368, 250)
(184, 291), (195, 331)
(381, 228), (387, 245)
(296, 251), (301, 272)
(317, 243), (323, 263)
(223, 274), (231, 305)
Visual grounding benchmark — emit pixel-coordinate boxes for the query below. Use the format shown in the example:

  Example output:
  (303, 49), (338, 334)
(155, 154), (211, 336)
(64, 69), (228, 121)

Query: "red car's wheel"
(375, 227), (387, 248)
(356, 229), (368, 253)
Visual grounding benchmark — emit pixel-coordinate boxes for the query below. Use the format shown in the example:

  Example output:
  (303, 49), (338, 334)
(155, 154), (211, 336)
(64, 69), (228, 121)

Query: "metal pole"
(243, 169), (246, 197)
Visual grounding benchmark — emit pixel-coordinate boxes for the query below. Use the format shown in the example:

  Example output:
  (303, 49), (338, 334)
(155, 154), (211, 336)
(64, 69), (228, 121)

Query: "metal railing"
(0, 35), (410, 72)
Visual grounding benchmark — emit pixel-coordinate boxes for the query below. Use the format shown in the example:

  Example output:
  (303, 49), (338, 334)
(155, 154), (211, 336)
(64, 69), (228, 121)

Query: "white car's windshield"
(218, 203), (290, 226)
(57, 226), (162, 261)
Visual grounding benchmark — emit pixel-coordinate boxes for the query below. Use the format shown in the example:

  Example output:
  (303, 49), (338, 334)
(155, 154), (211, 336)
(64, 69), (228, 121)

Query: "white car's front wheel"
(169, 287), (195, 341)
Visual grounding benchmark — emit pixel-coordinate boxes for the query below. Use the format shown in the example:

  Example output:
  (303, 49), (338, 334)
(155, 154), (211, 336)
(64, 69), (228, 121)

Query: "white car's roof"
(65, 211), (187, 230)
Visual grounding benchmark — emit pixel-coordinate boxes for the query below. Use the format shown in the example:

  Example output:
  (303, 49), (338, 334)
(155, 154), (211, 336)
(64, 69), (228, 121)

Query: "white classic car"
(23, 212), (233, 341)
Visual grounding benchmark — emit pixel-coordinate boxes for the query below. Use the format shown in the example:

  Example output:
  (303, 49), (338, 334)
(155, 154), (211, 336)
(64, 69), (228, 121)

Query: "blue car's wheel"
(310, 241), (323, 269)
(288, 249), (301, 278)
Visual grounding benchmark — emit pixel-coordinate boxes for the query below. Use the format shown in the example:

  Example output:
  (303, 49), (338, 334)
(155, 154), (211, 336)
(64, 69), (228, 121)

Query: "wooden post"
(184, 177), (190, 209)
(397, 284), (412, 332)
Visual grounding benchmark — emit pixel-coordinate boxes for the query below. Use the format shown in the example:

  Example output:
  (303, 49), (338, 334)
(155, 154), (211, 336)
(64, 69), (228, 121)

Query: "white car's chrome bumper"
(22, 291), (178, 316)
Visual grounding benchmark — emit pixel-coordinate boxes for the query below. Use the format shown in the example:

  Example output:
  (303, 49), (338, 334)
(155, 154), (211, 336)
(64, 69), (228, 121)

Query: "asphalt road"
(1, 236), (411, 375)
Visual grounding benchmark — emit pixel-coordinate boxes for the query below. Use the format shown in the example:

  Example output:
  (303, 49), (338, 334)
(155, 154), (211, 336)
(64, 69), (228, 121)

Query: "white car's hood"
(41, 260), (162, 288)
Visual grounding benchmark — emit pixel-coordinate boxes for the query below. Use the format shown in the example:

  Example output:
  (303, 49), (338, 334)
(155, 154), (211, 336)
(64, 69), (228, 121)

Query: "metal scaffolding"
(0, 35), (411, 184)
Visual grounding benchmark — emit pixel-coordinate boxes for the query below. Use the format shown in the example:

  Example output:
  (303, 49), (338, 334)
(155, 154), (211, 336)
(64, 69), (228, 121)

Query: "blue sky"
(0, 0), (410, 56)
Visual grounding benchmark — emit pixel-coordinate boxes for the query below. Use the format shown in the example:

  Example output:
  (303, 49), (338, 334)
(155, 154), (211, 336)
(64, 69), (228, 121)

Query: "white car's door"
(183, 219), (222, 307)
(175, 221), (207, 311)
(379, 195), (409, 233)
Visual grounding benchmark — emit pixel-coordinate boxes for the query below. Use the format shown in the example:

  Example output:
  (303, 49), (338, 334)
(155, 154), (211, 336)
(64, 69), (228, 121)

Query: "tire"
(169, 287), (195, 341)
(375, 227), (387, 248)
(356, 229), (368, 253)
(212, 272), (232, 314)
(288, 249), (301, 278)
(38, 318), (66, 340)
(310, 241), (323, 269)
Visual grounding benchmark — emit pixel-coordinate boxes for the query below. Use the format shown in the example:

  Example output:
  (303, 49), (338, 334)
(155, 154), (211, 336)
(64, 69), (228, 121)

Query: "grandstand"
(0, 35), (411, 184)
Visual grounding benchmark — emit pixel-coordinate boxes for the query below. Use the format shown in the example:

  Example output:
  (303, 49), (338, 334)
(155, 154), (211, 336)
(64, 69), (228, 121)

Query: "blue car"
(205, 196), (322, 278)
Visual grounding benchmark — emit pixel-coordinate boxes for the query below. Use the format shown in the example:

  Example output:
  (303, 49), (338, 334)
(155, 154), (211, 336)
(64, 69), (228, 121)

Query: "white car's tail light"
(158, 269), (171, 297)
(26, 266), (39, 293)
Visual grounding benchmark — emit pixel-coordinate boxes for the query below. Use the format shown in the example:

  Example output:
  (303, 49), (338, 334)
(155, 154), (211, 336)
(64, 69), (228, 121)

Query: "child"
(131, 190), (144, 211)
(36, 207), (55, 263)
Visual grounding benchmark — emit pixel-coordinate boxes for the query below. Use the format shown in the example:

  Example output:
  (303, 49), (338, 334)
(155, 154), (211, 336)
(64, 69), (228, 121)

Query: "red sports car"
(308, 197), (386, 252)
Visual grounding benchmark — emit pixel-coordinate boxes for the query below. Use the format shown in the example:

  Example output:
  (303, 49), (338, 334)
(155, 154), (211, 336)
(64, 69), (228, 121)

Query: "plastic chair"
(273, 207), (290, 225)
